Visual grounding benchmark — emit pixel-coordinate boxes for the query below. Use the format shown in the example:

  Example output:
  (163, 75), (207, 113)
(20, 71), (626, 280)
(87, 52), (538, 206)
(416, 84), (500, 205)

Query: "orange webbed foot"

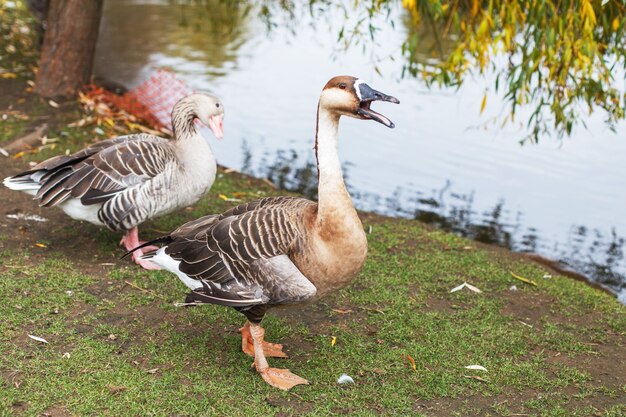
(258, 367), (309, 391)
(247, 321), (306, 390)
(240, 323), (287, 358)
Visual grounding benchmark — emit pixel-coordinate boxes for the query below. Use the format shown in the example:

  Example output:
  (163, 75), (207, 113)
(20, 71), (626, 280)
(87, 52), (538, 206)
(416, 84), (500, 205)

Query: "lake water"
(93, 0), (626, 302)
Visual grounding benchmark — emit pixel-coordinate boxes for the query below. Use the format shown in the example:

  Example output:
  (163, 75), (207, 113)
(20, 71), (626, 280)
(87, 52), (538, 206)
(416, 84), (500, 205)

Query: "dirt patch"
(1, 368), (23, 389)
(10, 400), (29, 416)
(40, 405), (72, 417)
(266, 393), (315, 416)
(500, 289), (552, 328)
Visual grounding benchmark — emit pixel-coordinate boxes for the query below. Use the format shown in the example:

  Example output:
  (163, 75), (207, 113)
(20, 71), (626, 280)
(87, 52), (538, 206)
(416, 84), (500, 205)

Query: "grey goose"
(4, 93), (225, 269)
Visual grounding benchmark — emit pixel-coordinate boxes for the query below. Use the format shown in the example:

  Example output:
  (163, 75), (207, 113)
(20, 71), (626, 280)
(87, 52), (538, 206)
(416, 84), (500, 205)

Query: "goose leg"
(120, 227), (161, 270)
(240, 321), (288, 358)
(248, 321), (308, 390)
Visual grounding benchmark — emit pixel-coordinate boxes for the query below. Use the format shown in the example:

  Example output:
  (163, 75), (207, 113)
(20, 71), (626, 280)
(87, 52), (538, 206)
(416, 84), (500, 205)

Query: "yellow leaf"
(582, 0), (596, 26)
(403, 354), (417, 371)
(35, 243), (47, 248)
(509, 271), (537, 286)
(480, 93), (487, 114)
(331, 336), (337, 347)
(218, 194), (229, 201)
(471, 0), (480, 16)
(0, 72), (17, 79)
(612, 17), (620, 32)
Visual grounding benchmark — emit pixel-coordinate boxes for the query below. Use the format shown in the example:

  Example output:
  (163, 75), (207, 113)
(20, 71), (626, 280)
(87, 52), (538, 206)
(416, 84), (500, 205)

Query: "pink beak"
(207, 114), (224, 140)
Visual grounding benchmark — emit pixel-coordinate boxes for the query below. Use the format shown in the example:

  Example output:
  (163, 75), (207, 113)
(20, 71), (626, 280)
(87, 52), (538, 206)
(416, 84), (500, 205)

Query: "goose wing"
(11, 134), (175, 207)
(159, 197), (318, 308)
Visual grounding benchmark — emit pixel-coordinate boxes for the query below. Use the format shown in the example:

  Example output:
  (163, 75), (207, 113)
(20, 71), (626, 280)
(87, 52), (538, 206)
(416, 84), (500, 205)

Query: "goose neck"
(315, 105), (352, 218)
(171, 99), (199, 140)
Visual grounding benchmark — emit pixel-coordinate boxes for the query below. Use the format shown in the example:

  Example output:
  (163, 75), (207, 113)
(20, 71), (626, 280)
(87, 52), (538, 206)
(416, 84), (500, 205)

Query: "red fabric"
(128, 70), (193, 130)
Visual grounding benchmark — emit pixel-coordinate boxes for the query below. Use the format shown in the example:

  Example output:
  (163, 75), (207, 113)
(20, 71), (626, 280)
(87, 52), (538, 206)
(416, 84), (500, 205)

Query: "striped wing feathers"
(165, 197), (316, 303)
(22, 134), (174, 207)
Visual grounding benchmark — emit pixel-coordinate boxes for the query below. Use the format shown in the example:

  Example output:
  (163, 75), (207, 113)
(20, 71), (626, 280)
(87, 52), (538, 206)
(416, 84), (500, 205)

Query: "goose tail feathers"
(3, 175), (40, 192)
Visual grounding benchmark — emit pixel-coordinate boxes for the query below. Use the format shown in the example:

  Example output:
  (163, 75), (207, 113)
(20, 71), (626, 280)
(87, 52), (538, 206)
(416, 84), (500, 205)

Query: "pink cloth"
(128, 70), (192, 131)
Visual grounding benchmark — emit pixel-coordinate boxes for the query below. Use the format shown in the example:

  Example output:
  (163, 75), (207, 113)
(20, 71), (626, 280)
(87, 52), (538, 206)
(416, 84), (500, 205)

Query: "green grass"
(0, 193), (624, 416)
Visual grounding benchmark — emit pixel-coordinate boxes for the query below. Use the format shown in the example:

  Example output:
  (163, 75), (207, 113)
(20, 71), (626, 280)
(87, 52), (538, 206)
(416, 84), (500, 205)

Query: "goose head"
(173, 93), (225, 139)
(319, 76), (399, 128)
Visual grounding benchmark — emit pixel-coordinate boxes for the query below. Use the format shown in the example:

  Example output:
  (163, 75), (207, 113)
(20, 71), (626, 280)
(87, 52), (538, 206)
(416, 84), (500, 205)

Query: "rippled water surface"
(94, 0), (626, 301)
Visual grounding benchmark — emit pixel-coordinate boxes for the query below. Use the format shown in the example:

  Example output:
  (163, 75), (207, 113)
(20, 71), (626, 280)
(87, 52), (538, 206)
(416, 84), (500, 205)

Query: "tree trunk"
(34, 0), (103, 99)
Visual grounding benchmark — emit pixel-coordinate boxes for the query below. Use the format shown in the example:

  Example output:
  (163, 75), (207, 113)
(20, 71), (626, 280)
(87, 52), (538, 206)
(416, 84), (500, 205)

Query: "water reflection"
(241, 144), (626, 301)
(94, 0), (251, 86)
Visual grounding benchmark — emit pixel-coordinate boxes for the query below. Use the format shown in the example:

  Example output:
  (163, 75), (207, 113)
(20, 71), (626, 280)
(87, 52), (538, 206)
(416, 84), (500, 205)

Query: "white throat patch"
(354, 79), (367, 101)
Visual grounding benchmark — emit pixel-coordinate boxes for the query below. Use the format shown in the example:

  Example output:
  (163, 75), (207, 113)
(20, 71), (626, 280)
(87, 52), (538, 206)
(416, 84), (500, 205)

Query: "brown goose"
(128, 76), (398, 389)
(3, 93), (225, 269)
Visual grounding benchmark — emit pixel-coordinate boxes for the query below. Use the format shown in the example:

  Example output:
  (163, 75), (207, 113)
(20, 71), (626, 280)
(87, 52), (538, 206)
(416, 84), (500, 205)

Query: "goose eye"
(339, 83), (346, 90)
(216, 103), (220, 108)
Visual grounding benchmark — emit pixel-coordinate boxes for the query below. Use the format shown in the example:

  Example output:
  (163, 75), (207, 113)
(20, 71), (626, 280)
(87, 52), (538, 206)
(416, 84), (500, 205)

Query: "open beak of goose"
(207, 115), (225, 140)
(356, 83), (400, 128)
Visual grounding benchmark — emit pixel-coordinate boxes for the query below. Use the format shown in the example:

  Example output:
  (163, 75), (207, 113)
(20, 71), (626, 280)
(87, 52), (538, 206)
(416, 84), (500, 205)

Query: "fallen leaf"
(108, 385), (127, 395)
(510, 272), (537, 286)
(48, 100), (59, 108)
(464, 283), (483, 293)
(0, 72), (17, 79)
(465, 365), (488, 372)
(28, 334), (49, 344)
(331, 336), (337, 347)
(403, 354), (417, 371)
(35, 243), (47, 248)
(331, 308), (353, 314)
(62, 352), (71, 359)
(6, 213), (48, 222)
(450, 282), (482, 293)
(464, 375), (488, 382)
(146, 368), (159, 374)
(218, 194), (242, 202)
